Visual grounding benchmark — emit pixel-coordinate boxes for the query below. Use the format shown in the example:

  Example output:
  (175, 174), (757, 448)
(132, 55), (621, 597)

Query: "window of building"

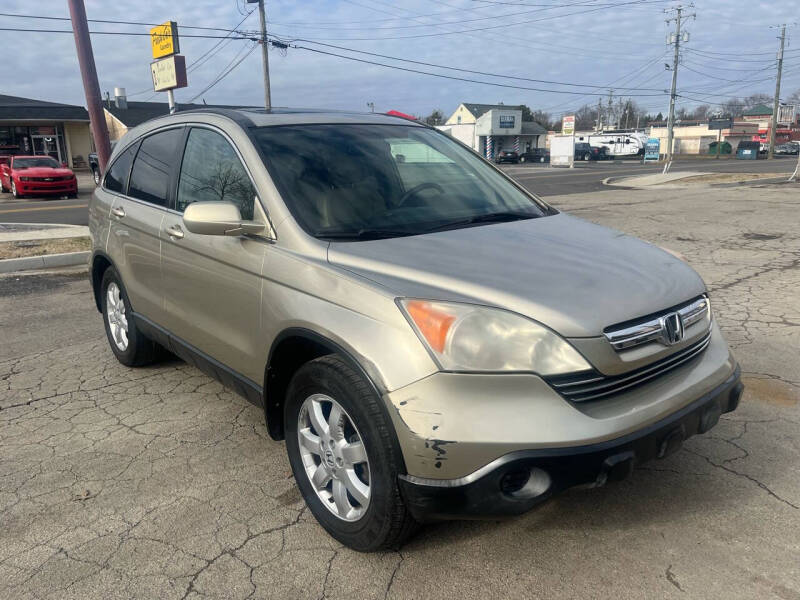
(176, 128), (255, 220)
(128, 128), (183, 207)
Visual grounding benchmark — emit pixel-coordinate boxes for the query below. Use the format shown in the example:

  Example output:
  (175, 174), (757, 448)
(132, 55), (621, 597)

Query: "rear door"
(106, 127), (184, 326)
(159, 125), (268, 383)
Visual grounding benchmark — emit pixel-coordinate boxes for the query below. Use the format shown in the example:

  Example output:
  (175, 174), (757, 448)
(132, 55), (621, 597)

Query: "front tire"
(11, 181), (22, 198)
(285, 355), (418, 552)
(93, 168), (101, 186)
(100, 267), (158, 367)
(584, 153), (591, 161)
(519, 156), (526, 163)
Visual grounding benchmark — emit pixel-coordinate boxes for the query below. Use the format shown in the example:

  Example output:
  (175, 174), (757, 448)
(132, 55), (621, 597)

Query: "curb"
(0, 251), (90, 274)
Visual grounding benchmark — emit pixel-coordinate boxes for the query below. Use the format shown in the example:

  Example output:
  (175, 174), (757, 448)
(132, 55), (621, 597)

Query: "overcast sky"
(1, 0), (799, 119)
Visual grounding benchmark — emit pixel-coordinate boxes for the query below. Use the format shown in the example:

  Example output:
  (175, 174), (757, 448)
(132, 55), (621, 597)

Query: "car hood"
(327, 213), (706, 338)
(13, 167), (73, 177)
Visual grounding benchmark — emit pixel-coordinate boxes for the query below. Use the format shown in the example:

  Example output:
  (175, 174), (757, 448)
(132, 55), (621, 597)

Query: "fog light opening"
(500, 467), (551, 500)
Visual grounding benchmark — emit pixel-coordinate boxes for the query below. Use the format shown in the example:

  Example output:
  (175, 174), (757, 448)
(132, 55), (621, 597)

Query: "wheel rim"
(11, 182), (16, 196)
(106, 282), (129, 351)
(297, 393), (371, 522)
(94, 170), (100, 184)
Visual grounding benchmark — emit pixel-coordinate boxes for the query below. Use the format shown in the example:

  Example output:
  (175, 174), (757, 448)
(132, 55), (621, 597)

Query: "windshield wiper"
(423, 211), (538, 233)
(314, 227), (419, 241)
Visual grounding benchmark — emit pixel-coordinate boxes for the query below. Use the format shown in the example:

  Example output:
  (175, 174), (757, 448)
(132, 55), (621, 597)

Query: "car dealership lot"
(1, 182), (799, 599)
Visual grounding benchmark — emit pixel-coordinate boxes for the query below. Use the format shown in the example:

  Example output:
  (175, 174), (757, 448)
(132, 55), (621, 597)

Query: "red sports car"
(0, 155), (78, 199)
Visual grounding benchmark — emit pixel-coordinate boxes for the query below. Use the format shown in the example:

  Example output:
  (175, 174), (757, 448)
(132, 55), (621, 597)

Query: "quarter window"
(128, 128), (183, 207)
(177, 128), (255, 220)
(103, 144), (136, 194)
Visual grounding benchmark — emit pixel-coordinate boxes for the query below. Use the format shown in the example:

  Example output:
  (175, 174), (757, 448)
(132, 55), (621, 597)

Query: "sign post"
(709, 118), (732, 160)
(149, 21), (187, 114)
(561, 116), (575, 169)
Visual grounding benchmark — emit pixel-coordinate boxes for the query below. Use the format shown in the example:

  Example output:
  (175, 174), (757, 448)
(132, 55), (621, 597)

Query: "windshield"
(13, 157), (60, 169)
(252, 124), (550, 240)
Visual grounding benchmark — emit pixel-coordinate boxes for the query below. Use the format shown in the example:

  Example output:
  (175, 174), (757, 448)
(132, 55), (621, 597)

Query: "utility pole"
(607, 89), (614, 128)
(663, 5), (694, 174)
(768, 24), (786, 160)
(68, 0), (112, 172)
(596, 97), (603, 131)
(249, 0), (271, 110)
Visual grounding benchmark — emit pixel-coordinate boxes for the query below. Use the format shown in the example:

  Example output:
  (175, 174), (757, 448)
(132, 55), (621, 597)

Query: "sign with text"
(498, 115), (515, 129)
(644, 138), (660, 162)
(778, 104), (796, 126)
(562, 115), (575, 135)
(151, 55), (188, 91)
(150, 21), (180, 59)
(708, 118), (732, 131)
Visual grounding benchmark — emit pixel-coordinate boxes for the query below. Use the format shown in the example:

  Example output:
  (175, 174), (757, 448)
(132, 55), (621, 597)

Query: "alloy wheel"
(297, 393), (371, 522)
(106, 282), (129, 351)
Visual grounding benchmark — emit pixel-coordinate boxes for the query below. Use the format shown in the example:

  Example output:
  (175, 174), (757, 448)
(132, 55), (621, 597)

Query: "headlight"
(398, 299), (591, 375)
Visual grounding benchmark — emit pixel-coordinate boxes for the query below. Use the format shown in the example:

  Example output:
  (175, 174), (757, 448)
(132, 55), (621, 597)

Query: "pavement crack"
(666, 564), (684, 592)
(684, 448), (799, 510)
(384, 551), (404, 600)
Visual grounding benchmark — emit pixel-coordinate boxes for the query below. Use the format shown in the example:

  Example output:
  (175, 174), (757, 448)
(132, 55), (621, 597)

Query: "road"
(1, 181), (798, 599)
(0, 157), (797, 226)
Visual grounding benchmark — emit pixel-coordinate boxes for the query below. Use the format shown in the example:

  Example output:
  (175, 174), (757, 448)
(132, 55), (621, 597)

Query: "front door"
(160, 126), (268, 384)
(31, 135), (61, 162)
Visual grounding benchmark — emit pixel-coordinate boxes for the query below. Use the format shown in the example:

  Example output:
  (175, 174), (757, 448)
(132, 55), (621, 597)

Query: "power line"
(280, 38), (668, 90)
(0, 27), (254, 40)
(265, 0), (672, 41)
(188, 43), (259, 102)
(289, 42), (666, 96)
(0, 12), (242, 33)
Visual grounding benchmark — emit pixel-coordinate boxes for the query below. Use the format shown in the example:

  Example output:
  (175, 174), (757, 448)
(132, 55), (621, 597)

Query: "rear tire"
(92, 168), (101, 186)
(100, 267), (158, 367)
(539, 156), (546, 163)
(519, 156), (526, 163)
(285, 355), (418, 552)
(584, 153), (591, 161)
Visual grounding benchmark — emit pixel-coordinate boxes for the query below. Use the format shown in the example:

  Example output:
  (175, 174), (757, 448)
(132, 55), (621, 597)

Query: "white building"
(437, 103), (546, 158)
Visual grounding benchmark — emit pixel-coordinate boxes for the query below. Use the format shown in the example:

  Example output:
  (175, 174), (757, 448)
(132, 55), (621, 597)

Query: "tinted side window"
(176, 128), (255, 220)
(128, 128), (183, 207)
(103, 145), (136, 193)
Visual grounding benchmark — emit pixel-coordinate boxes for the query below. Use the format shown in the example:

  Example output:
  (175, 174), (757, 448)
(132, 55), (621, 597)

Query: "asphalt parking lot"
(1, 181), (799, 599)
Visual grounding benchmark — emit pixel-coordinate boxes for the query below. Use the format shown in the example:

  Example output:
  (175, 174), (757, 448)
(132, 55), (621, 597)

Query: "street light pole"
(67, 0), (111, 171)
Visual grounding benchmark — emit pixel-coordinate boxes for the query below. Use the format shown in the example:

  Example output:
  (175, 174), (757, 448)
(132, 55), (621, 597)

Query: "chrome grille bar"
(604, 296), (710, 351)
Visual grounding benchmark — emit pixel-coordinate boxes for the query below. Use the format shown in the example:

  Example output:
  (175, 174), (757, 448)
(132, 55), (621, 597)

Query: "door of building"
(31, 135), (61, 162)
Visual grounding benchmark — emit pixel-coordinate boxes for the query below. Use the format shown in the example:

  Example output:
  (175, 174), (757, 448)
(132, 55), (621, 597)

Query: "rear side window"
(128, 128), (183, 207)
(103, 144), (136, 194)
(176, 128), (255, 220)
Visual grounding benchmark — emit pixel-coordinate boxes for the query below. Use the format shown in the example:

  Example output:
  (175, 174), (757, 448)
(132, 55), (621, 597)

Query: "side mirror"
(182, 201), (266, 237)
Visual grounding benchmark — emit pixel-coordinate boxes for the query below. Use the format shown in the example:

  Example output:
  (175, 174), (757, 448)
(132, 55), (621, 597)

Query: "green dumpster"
(707, 141), (731, 155)
(736, 141), (760, 160)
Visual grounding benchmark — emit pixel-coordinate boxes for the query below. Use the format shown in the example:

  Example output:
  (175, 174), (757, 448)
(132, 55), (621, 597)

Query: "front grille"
(30, 176), (72, 182)
(545, 331), (711, 402)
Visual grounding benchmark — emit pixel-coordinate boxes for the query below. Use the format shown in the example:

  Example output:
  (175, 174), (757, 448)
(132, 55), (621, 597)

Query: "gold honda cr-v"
(89, 109), (742, 552)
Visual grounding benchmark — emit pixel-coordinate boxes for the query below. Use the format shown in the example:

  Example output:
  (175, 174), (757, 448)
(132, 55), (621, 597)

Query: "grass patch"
(0, 237), (91, 260)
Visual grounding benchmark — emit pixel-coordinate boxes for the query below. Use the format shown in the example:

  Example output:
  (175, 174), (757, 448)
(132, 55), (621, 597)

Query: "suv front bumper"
(398, 366), (742, 521)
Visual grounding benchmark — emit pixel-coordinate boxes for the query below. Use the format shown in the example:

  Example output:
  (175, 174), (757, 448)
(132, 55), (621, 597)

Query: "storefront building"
(0, 94), (92, 168)
(440, 103), (546, 157)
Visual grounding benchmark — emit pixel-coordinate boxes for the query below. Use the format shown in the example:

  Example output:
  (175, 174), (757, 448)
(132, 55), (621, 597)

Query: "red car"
(0, 155), (78, 199)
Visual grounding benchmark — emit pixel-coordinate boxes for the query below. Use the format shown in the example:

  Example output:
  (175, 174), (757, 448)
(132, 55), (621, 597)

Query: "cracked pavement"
(1, 182), (799, 599)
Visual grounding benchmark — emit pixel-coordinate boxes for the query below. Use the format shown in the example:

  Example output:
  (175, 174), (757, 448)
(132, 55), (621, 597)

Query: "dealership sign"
(151, 55), (188, 91)
(562, 115), (575, 135)
(778, 104), (797, 126)
(709, 118), (733, 130)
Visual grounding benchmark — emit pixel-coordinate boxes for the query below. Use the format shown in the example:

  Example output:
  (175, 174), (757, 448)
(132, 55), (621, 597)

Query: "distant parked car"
(494, 149), (519, 164)
(0, 155), (77, 198)
(775, 142), (799, 155)
(574, 143), (607, 161)
(519, 148), (550, 163)
(88, 141), (117, 185)
(758, 142), (770, 155)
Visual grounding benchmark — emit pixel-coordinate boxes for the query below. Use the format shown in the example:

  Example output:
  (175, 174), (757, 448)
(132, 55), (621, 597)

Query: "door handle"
(166, 224), (184, 240)
(111, 206), (125, 218)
